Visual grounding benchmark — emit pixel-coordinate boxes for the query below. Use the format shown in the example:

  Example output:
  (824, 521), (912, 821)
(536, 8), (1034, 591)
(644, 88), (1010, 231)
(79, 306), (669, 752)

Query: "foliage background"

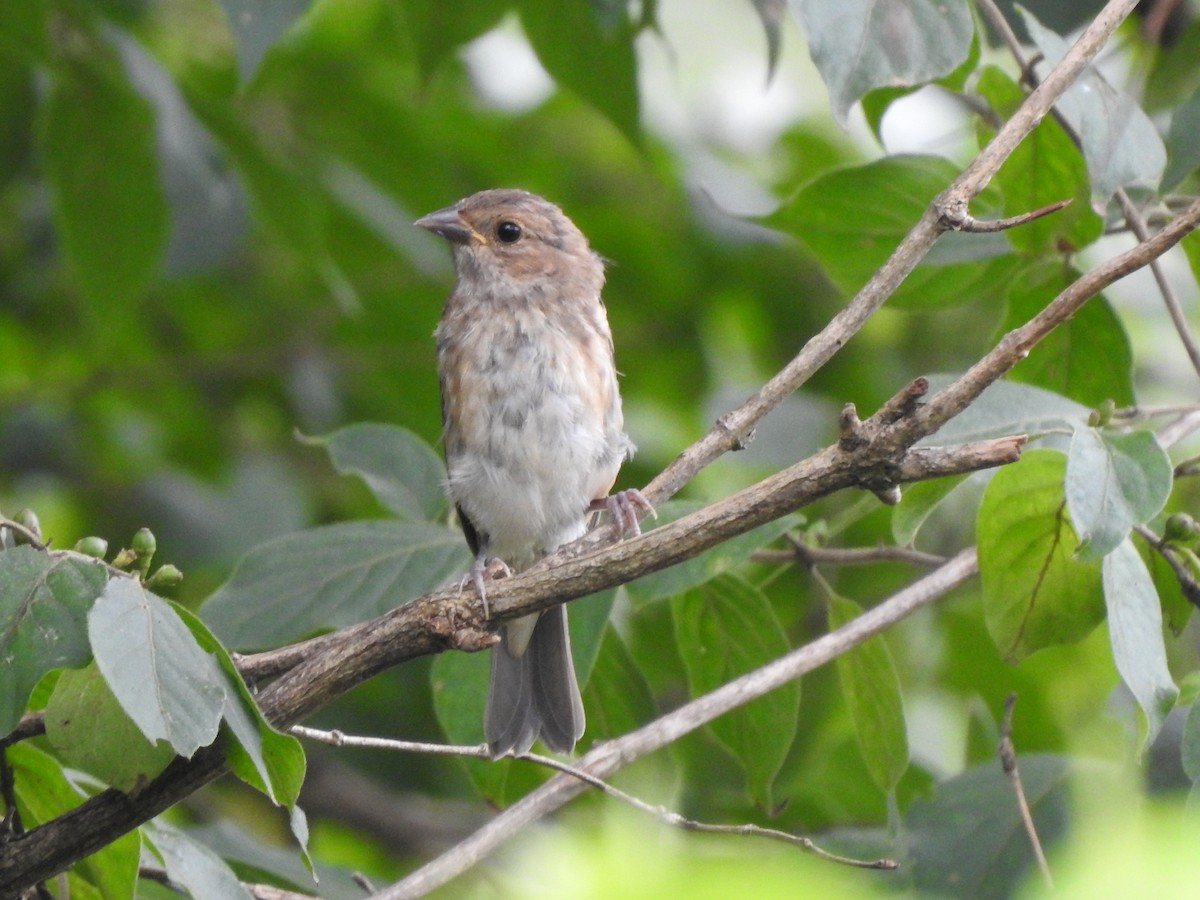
(5, 0), (1200, 896)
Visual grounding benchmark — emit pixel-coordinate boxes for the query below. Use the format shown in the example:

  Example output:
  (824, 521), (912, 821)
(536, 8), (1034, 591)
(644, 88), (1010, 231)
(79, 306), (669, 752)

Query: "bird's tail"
(484, 604), (585, 757)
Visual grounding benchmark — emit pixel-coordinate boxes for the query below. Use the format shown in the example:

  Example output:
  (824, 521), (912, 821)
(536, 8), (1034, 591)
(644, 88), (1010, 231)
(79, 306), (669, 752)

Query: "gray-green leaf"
(789, 0), (973, 125)
(0, 547), (108, 735)
(202, 520), (468, 648)
(307, 422), (447, 521)
(88, 579), (226, 758)
(1021, 8), (1166, 204)
(1102, 540), (1178, 749)
(1066, 427), (1172, 562)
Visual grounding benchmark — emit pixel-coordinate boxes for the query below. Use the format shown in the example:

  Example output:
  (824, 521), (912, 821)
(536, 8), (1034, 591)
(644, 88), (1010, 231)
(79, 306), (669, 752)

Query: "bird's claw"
(460, 552), (513, 619)
(593, 488), (656, 538)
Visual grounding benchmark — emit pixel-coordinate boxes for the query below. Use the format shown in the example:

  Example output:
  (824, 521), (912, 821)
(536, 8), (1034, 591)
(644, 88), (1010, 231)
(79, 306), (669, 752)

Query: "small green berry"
(146, 564), (183, 591)
(1164, 513), (1200, 545)
(131, 528), (156, 556)
(15, 508), (41, 542)
(73, 536), (109, 559)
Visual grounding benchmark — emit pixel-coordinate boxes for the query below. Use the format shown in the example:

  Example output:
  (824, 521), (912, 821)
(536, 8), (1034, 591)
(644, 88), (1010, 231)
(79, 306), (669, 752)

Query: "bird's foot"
(459, 550), (513, 619)
(591, 488), (656, 538)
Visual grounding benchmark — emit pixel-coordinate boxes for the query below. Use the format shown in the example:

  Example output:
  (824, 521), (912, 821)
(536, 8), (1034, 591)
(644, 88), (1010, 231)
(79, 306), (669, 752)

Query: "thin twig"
(289, 727), (896, 871)
(752, 540), (947, 568)
(1113, 403), (1200, 421)
(952, 198), (1072, 233)
(908, 197), (1200, 441)
(1157, 409), (1200, 449)
(528, 754), (898, 870)
(1115, 191), (1200, 380)
(997, 694), (1053, 890)
(0, 515), (47, 552)
(290, 726), (491, 758)
(1134, 524), (1200, 610)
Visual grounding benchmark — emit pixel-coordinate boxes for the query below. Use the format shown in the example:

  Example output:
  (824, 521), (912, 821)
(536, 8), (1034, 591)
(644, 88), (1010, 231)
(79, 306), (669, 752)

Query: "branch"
(904, 196), (1200, 443)
(997, 694), (1054, 890)
(0, 432), (1020, 891)
(291, 727), (895, 870)
(951, 198), (1072, 233)
(752, 542), (947, 567)
(976, 0), (1200, 383)
(639, 0), (1140, 503)
(377, 548), (981, 898)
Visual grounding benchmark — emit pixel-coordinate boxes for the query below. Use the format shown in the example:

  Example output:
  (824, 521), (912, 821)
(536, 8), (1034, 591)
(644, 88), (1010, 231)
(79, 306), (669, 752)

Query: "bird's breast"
(437, 302), (627, 557)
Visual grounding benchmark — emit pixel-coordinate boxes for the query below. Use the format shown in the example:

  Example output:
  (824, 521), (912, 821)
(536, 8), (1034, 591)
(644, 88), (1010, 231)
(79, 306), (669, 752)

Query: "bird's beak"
(415, 205), (478, 245)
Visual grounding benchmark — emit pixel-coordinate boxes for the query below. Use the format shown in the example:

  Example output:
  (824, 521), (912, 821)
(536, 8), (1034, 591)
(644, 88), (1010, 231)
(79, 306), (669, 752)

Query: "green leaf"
(400, 0), (510, 82)
(44, 664), (175, 792)
(1066, 427), (1172, 562)
(39, 33), (167, 308)
(975, 66), (1103, 254)
(891, 474), (970, 546)
(201, 520), (469, 649)
(922, 375), (1089, 444)
(1163, 87), (1200, 190)
(0, 0), (50, 64)
(789, 0), (974, 126)
(8, 742), (140, 899)
(175, 603), (306, 808)
(828, 594), (908, 793)
(998, 264), (1133, 407)
(146, 821), (253, 900)
(671, 575), (799, 807)
(1020, 9), (1166, 203)
(430, 644), (505, 800)
(1143, 538), (1192, 635)
(194, 97), (354, 309)
(1146, 19), (1200, 112)
(1102, 540), (1178, 749)
(583, 619), (657, 739)
(977, 449), (1104, 661)
(768, 155), (1011, 308)
(89, 578), (226, 757)
(305, 422), (448, 521)
(625, 502), (800, 605)
(905, 754), (1075, 897)
(1183, 698), (1200, 784)
(568, 586), (619, 688)
(520, 0), (640, 145)
(1183, 232), (1200, 288)
(0, 546), (108, 736)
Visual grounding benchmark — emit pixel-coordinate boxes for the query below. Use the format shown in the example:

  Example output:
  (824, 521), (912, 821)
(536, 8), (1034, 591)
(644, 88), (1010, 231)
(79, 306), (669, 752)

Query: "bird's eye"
(496, 221), (522, 244)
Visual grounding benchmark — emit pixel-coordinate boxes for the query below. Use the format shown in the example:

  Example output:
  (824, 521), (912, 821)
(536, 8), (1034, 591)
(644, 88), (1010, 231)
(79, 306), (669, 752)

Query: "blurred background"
(4, 0), (1200, 893)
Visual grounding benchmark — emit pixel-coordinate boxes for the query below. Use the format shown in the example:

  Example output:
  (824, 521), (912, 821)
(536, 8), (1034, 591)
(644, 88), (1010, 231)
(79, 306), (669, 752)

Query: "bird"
(416, 188), (651, 758)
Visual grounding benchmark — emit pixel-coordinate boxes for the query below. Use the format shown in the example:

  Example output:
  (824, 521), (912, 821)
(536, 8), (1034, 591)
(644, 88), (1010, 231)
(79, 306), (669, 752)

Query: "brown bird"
(416, 189), (651, 757)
